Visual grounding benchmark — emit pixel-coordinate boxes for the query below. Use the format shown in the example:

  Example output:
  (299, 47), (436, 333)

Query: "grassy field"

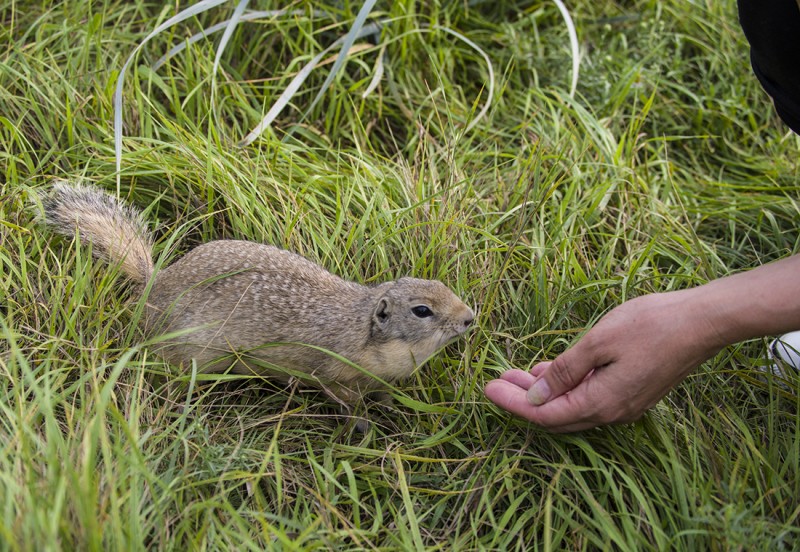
(2, 0), (799, 549)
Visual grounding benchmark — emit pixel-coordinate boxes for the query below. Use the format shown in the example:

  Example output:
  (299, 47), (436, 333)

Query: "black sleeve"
(738, 0), (800, 134)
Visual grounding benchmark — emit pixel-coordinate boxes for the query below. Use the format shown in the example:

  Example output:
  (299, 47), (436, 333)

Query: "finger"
(526, 342), (603, 406)
(530, 361), (594, 383)
(528, 361), (552, 378)
(521, 390), (594, 431)
(484, 379), (539, 422)
(485, 379), (597, 432)
(498, 369), (536, 389)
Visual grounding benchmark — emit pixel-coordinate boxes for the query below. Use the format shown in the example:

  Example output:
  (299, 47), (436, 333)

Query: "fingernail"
(526, 378), (551, 406)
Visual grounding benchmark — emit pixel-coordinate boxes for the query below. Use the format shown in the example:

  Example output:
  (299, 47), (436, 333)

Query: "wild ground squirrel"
(43, 182), (474, 405)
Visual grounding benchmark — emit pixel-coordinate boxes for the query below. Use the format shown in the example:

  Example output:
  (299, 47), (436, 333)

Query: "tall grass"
(1, 0), (798, 549)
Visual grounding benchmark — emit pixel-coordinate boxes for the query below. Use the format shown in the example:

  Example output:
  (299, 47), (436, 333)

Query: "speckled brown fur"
(43, 182), (474, 404)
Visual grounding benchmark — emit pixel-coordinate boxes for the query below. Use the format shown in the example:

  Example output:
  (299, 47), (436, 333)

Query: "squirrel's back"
(43, 182), (154, 282)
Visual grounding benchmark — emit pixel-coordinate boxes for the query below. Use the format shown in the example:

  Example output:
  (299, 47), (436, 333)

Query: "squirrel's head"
(368, 277), (474, 374)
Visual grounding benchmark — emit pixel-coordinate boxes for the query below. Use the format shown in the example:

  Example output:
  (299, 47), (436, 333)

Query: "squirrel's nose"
(463, 310), (475, 328)
(460, 307), (475, 330)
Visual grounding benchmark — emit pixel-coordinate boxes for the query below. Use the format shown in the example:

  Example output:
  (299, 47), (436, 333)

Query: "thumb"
(526, 340), (601, 406)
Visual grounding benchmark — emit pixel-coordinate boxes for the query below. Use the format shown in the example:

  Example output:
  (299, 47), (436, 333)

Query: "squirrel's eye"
(411, 305), (434, 318)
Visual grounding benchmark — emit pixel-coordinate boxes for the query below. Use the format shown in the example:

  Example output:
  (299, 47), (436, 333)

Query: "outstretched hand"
(484, 289), (727, 432)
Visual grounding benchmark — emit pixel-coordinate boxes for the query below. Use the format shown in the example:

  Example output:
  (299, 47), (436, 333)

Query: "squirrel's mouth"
(436, 324), (471, 348)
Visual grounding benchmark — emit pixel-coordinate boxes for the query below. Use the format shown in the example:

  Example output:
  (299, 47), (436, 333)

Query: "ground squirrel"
(43, 182), (474, 404)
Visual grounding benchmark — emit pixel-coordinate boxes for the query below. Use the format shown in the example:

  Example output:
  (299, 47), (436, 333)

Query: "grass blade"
(552, 0), (580, 97)
(113, 0), (230, 190)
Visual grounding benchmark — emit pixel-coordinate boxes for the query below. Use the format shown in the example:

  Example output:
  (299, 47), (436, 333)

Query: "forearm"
(694, 254), (800, 347)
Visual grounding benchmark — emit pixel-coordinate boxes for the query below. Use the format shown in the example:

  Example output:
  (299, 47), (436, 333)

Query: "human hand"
(484, 289), (727, 432)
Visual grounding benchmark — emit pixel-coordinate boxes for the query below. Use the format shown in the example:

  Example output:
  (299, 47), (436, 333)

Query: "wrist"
(688, 256), (800, 346)
(674, 286), (737, 355)
(686, 285), (742, 351)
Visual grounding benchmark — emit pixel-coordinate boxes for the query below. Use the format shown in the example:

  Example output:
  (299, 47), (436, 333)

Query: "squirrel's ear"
(373, 297), (391, 325)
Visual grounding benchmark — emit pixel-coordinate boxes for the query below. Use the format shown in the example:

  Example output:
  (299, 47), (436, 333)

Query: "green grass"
(2, 0), (800, 549)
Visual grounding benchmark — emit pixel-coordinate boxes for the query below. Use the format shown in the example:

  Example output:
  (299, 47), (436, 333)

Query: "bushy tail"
(43, 182), (154, 283)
